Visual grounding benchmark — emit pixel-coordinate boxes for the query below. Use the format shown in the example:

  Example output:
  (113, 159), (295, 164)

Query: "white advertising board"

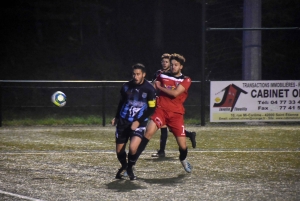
(210, 80), (300, 122)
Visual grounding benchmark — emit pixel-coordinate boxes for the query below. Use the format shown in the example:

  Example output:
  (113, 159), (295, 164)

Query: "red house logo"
(213, 84), (248, 111)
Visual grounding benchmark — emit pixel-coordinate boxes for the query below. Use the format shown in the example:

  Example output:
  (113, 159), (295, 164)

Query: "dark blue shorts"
(115, 118), (147, 144)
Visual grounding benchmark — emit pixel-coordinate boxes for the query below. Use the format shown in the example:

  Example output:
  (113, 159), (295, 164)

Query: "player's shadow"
(106, 179), (147, 192)
(139, 173), (187, 185)
(143, 156), (177, 162)
(106, 174), (187, 191)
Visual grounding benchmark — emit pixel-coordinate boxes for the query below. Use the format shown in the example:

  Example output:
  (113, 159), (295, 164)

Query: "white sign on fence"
(210, 80), (300, 122)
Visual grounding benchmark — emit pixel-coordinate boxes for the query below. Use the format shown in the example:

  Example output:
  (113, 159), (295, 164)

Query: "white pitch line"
(0, 190), (45, 201)
(191, 150), (300, 153)
(0, 150), (299, 155)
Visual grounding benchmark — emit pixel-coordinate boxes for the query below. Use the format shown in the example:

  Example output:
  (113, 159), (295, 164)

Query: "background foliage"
(2, 0), (299, 81)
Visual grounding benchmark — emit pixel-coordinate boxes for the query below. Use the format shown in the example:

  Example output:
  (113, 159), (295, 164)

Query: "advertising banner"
(210, 80), (300, 122)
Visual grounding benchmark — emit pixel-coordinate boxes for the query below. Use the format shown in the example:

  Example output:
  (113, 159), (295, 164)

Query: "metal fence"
(0, 80), (208, 127)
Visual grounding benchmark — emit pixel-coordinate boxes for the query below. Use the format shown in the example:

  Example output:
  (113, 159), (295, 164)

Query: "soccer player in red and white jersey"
(151, 53), (171, 82)
(126, 53), (192, 179)
(150, 53), (171, 158)
(151, 53), (196, 158)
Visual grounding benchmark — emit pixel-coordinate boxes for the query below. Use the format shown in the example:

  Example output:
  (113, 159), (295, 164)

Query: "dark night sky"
(1, 0), (299, 81)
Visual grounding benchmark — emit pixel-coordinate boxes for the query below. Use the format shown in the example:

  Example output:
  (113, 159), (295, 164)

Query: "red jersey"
(156, 72), (191, 114)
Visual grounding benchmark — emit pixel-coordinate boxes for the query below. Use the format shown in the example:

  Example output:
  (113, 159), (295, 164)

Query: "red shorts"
(150, 107), (186, 137)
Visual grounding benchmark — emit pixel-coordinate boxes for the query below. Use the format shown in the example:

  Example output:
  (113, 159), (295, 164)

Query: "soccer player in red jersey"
(150, 53), (171, 158)
(151, 53), (196, 158)
(126, 53), (193, 179)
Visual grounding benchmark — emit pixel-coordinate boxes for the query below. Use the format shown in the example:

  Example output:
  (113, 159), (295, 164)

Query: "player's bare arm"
(151, 81), (157, 89)
(155, 81), (186, 97)
(111, 118), (116, 126)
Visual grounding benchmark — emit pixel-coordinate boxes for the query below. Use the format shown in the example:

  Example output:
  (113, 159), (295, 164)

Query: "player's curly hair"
(161, 53), (171, 60)
(170, 53), (186, 65)
(132, 63), (146, 73)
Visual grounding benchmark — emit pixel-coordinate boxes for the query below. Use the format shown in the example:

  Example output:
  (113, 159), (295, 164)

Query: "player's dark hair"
(132, 63), (146, 73)
(170, 53), (186, 65)
(161, 53), (171, 60)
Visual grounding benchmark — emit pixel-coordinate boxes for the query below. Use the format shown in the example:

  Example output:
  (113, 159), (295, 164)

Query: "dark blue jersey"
(115, 79), (156, 123)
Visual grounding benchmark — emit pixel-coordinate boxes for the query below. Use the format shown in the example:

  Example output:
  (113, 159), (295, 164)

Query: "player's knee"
(144, 131), (154, 139)
(129, 149), (137, 155)
(145, 121), (158, 139)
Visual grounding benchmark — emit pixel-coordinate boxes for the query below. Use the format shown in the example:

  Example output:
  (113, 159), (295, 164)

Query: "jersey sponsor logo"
(164, 84), (176, 90)
(128, 100), (145, 107)
(129, 106), (141, 117)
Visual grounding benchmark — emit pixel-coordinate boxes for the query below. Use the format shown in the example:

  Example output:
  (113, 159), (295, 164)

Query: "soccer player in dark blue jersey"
(112, 63), (156, 180)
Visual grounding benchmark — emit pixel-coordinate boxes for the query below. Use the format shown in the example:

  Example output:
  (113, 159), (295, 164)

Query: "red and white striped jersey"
(156, 72), (191, 114)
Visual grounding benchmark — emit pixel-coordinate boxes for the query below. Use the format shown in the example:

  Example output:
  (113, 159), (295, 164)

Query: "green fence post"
(102, 83), (106, 126)
(0, 82), (2, 127)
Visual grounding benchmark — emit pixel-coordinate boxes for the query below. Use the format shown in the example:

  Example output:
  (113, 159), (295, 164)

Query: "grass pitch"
(0, 125), (299, 201)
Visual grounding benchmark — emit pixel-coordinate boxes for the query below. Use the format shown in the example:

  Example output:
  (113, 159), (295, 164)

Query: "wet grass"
(0, 126), (299, 200)
(0, 126), (299, 151)
(2, 115), (104, 126)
